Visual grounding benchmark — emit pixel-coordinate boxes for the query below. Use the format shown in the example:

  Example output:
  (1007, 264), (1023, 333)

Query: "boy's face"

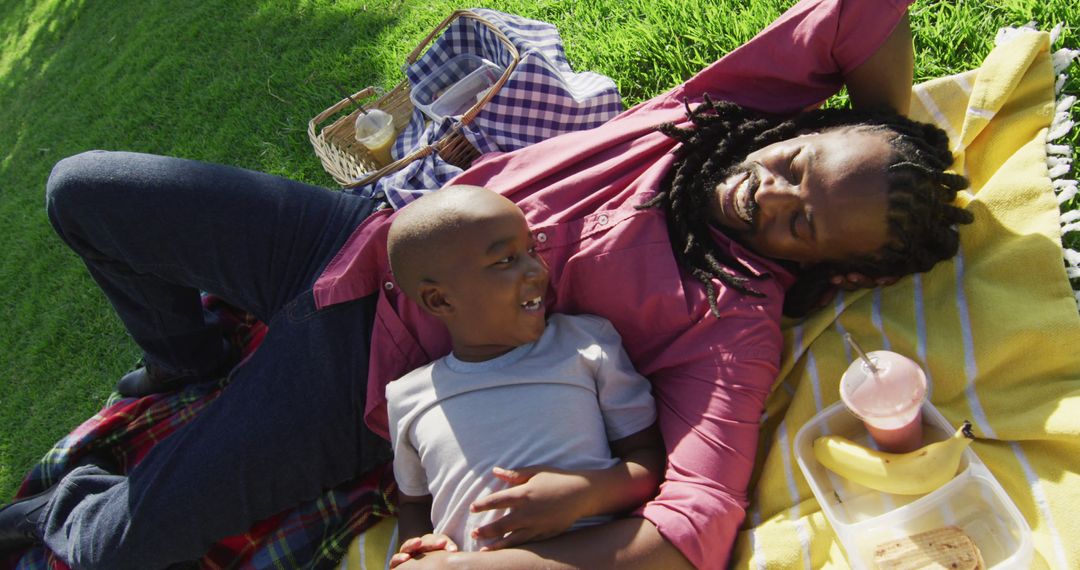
(434, 201), (549, 362)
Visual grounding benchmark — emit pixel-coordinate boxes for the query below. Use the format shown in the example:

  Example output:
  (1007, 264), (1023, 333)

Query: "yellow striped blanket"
(733, 27), (1080, 570)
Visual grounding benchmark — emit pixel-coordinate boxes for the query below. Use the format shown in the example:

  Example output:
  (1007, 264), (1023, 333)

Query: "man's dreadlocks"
(640, 96), (974, 317)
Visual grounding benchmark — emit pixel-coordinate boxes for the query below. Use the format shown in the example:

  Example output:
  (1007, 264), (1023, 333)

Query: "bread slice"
(873, 525), (985, 570)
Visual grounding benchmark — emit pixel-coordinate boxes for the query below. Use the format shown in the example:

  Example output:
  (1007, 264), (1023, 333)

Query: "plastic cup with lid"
(354, 109), (396, 167)
(839, 350), (928, 453)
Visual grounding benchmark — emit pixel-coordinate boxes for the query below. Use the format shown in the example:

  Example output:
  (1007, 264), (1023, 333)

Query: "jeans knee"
(44, 150), (111, 227)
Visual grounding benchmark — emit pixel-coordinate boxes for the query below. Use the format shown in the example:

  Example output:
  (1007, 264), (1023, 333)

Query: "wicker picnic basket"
(308, 10), (520, 189)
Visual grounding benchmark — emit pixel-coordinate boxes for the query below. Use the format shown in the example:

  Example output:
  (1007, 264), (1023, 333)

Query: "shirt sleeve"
(670, 0), (915, 115)
(639, 315), (782, 570)
(386, 383), (430, 498)
(586, 317), (658, 441)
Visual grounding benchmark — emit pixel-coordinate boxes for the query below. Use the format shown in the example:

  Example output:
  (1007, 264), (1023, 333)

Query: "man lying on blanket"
(0, 0), (975, 568)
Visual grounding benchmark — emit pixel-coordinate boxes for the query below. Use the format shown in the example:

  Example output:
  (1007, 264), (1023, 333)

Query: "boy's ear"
(418, 280), (452, 317)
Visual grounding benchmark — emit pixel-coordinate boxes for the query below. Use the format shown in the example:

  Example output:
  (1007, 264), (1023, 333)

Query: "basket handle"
(345, 143), (437, 189)
(406, 10), (515, 65)
(405, 10), (521, 125)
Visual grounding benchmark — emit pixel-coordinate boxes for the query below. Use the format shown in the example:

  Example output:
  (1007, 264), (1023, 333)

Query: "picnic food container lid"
(409, 54), (505, 124)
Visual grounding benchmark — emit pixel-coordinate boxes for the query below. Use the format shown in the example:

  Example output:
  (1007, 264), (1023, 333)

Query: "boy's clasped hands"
(392, 465), (600, 567)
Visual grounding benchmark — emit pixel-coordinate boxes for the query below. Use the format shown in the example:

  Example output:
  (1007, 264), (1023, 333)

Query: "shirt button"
(597, 214), (609, 226)
(384, 281), (394, 290)
(536, 232), (548, 243)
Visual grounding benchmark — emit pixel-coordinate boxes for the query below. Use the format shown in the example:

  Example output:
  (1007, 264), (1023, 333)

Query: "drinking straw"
(844, 333), (880, 375)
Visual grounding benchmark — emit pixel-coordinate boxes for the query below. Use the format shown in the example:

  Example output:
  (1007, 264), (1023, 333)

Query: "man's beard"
(711, 161), (760, 233)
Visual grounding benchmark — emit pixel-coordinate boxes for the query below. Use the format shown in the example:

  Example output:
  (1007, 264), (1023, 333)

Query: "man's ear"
(418, 280), (453, 317)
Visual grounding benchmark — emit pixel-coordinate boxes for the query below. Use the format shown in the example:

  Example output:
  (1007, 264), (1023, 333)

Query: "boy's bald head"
(386, 185), (519, 301)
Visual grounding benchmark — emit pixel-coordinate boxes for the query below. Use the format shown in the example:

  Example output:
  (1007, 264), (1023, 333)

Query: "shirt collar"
(708, 224), (796, 290)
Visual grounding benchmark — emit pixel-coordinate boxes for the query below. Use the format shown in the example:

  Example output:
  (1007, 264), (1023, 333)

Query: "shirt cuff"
(640, 485), (746, 570)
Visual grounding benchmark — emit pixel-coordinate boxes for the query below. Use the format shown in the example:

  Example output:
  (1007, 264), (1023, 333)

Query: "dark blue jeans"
(41, 150), (392, 569)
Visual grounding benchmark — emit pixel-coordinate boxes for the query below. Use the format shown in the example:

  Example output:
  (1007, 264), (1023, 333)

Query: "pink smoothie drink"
(839, 350), (928, 453)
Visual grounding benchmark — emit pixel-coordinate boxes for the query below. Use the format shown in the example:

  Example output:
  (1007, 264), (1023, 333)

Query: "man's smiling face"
(709, 127), (893, 267)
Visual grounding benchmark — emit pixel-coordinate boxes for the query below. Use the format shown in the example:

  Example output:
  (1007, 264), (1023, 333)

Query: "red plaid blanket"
(3, 296), (396, 570)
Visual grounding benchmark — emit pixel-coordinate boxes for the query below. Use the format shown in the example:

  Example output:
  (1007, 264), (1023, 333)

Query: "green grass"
(1, 0), (1077, 500)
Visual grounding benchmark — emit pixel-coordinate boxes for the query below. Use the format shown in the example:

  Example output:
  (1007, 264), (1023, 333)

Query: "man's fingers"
(814, 285), (839, 309)
(831, 272), (898, 291)
(389, 552), (412, 569)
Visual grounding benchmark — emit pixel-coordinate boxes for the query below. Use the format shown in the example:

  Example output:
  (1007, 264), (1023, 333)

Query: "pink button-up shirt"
(313, 1), (911, 566)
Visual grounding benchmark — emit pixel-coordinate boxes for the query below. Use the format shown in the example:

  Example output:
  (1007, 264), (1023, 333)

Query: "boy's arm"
(397, 492), (437, 548)
(585, 423), (665, 515)
(392, 492), (461, 568)
(470, 423), (664, 549)
(396, 517), (692, 569)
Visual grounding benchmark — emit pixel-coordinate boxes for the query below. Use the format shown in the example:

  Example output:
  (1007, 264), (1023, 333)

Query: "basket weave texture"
(307, 10), (519, 189)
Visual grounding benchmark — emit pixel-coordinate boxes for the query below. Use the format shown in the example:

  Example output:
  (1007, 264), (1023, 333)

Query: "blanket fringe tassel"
(1001, 24), (1080, 308)
(1046, 25), (1079, 308)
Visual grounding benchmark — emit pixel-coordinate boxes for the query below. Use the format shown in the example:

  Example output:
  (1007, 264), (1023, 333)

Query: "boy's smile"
(430, 194), (550, 362)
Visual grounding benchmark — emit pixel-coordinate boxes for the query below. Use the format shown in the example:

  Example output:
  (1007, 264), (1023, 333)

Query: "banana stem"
(960, 420), (974, 439)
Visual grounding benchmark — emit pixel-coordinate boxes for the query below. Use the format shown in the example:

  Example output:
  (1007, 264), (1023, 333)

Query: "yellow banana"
(812, 421), (974, 495)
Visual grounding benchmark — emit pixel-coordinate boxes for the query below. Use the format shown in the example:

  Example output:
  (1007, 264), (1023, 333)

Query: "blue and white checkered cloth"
(352, 8), (624, 210)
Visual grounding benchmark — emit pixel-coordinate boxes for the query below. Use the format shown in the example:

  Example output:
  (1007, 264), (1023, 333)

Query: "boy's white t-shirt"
(386, 313), (657, 551)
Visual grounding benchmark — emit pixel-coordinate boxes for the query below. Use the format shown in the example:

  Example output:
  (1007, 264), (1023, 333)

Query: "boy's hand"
(470, 465), (591, 550)
(389, 533), (459, 569)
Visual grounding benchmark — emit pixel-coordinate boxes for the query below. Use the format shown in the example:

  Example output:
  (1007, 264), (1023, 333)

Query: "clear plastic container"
(410, 54), (503, 123)
(794, 401), (1032, 569)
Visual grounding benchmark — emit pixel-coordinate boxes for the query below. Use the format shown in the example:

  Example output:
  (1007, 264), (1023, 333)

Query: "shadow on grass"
(0, 0), (404, 498)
